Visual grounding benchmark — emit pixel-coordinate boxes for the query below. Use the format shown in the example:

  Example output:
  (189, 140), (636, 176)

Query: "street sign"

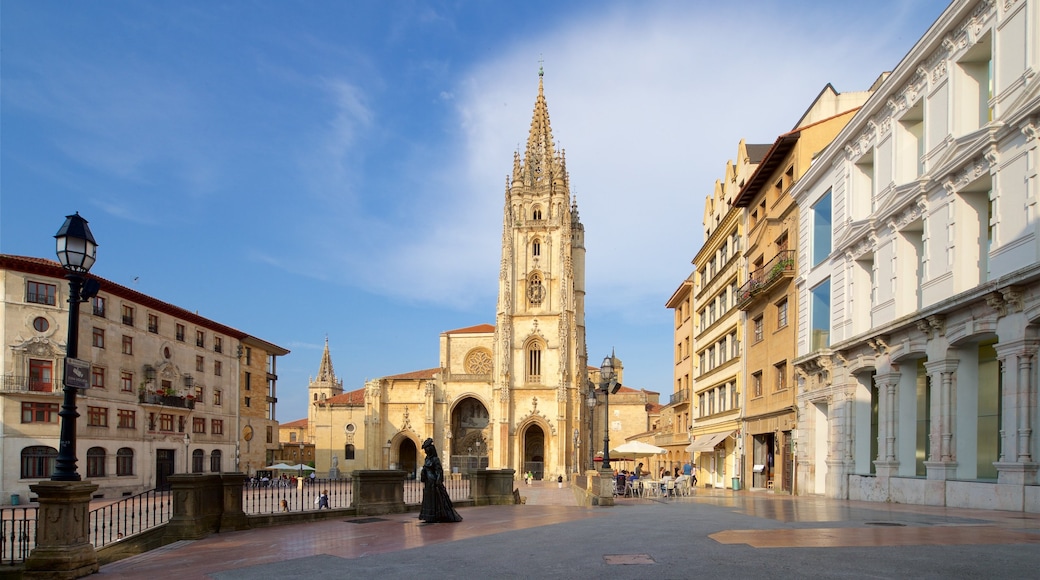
(64, 357), (90, 390)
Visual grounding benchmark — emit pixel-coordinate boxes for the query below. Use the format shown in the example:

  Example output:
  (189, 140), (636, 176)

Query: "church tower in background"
(491, 68), (588, 475)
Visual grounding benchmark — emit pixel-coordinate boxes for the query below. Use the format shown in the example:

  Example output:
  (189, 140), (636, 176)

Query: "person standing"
(418, 438), (463, 523)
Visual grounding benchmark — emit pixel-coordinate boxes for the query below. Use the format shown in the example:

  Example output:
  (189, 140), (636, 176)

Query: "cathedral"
(305, 71), (596, 481)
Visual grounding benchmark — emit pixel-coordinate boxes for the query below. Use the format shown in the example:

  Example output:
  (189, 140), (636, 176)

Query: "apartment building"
(792, 0), (1040, 511)
(0, 254), (288, 502)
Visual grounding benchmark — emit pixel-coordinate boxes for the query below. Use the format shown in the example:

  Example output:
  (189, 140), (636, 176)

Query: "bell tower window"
(532, 239), (541, 257)
(532, 206), (543, 220)
(527, 273), (545, 305)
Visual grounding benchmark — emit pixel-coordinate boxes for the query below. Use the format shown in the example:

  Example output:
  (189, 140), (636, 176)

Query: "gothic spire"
(316, 336), (336, 383)
(523, 69), (556, 183)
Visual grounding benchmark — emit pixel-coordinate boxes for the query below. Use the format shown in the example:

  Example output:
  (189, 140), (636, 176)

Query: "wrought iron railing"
(0, 376), (56, 393)
(138, 392), (196, 409)
(242, 476), (351, 514)
(0, 506), (38, 565)
(669, 389), (689, 405)
(736, 250), (795, 308)
(89, 488), (173, 549)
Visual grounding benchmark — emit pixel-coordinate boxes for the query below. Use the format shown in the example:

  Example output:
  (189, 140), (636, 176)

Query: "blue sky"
(1, 1), (950, 422)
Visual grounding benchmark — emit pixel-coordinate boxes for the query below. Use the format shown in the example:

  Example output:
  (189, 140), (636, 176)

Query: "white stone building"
(792, 0), (1040, 511)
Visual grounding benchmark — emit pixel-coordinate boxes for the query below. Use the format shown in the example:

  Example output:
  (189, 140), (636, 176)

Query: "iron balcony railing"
(138, 392), (197, 409)
(0, 375), (57, 394)
(736, 250), (795, 309)
(669, 389), (689, 405)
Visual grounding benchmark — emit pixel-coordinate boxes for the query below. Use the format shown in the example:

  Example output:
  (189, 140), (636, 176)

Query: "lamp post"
(184, 434), (191, 472)
(586, 387), (597, 470)
(598, 354), (618, 472)
(51, 213), (99, 482)
(298, 443), (304, 480)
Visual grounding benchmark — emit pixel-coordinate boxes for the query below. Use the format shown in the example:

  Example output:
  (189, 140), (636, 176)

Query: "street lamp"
(597, 353), (619, 472)
(51, 213), (99, 482)
(184, 434), (191, 472)
(298, 443), (304, 480)
(586, 387), (597, 470)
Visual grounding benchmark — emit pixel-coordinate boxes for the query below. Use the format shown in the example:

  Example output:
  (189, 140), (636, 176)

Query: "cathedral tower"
(491, 69), (588, 476)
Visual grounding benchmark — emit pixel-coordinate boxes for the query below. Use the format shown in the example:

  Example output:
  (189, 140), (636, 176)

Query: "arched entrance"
(399, 438), (418, 480)
(451, 397), (489, 475)
(522, 425), (545, 480)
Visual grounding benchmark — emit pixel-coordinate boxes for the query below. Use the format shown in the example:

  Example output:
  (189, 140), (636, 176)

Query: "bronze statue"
(418, 438), (462, 523)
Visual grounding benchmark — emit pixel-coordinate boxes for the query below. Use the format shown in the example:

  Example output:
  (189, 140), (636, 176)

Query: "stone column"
(924, 359), (959, 480)
(873, 371), (901, 476)
(23, 480), (99, 579)
(994, 339), (1040, 485)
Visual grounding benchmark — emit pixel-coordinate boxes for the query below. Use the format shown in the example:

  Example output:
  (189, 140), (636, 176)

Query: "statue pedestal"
(23, 480), (99, 579)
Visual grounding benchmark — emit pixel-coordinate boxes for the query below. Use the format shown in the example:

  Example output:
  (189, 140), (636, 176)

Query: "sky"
(1, 0), (951, 423)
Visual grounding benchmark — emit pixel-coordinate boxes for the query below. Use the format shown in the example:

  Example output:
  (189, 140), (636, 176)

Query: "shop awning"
(685, 430), (734, 453)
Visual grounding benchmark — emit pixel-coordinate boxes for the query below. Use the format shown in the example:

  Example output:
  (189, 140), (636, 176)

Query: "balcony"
(139, 392), (196, 409)
(736, 250), (795, 310)
(1, 375), (57, 394)
(669, 389), (689, 406)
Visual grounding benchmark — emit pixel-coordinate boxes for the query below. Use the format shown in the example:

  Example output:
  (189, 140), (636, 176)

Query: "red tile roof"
(281, 418), (308, 428)
(444, 323), (495, 334)
(383, 368), (440, 380)
(324, 388), (364, 406)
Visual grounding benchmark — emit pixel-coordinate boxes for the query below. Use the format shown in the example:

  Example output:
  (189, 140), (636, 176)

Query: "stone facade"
(792, 0), (1040, 511)
(299, 73), (657, 482)
(0, 255), (287, 502)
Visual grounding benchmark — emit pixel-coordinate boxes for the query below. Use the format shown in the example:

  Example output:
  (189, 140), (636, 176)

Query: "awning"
(685, 430), (735, 453)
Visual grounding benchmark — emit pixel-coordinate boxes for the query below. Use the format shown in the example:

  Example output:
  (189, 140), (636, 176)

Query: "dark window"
(116, 448), (134, 476)
(87, 447), (106, 478)
(122, 335), (133, 355)
(210, 450), (222, 473)
(214, 337), (223, 353)
(92, 366), (105, 389)
(176, 324), (185, 342)
(148, 314), (159, 334)
(211, 419), (223, 435)
(196, 330), (205, 348)
(92, 327), (105, 348)
(121, 305), (134, 326)
(87, 406), (108, 427)
(345, 444), (356, 460)
(22, 402), (59, 423)
(92, 296), (106, 317)
(159, 414), (174, 432)
(193, 418), (206, 433)
(120, 371), (133, 392)
(192, 449), (205, 473)
(33, 317), (49, 332)
(118, 409), (136, 429)
(26, 281), (56, 305)
(21, 446), (57, 478)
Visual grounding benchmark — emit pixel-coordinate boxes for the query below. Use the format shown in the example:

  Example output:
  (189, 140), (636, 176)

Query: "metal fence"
(0, 506), (38, 565)
(89, 488), (173, 549)
(242, 477), (352, 514)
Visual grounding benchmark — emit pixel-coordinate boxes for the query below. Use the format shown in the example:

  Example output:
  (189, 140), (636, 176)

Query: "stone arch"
(389, 431), (420, 478)
(449, 395), (490, 474)
(518, 420), (548, 480)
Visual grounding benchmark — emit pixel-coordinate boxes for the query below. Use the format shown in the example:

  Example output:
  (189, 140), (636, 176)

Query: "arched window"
(527, 273), (544, 305)
(532, 206), (543, 220)
(87, 447), (106, 478)
(532, 239), (541, 257)
(210, 449), (222, 473)
(21, 446), (57, 479)
(344, 444), (356, 460)
(526, 341), (543, 384)
(192, 449), (205, 473)
(116, 448), (134, 476)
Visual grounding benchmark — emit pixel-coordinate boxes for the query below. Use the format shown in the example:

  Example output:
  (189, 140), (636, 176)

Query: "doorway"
(399, 438), (418, 479)
(156, 449), (175, 490)
(523, 425), (545, 480)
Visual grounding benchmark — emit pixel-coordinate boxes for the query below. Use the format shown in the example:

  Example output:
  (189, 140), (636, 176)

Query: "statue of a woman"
(418, 438), (462, 523)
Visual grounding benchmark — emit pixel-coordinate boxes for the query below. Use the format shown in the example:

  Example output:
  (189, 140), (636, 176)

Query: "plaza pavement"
(97, 481), (1040, 579)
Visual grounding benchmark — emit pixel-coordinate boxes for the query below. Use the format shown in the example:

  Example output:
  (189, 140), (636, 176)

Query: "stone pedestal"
(995, 462), (1039, 486)
(470, 469), (516, 505)
(219, 472), (250, 532)
(351, 470), (406, 515)
(23, 480), (99, 579)
(594, 469), (615, 506)
(164, 474), (223, 542)
(925, 461), (959, 481)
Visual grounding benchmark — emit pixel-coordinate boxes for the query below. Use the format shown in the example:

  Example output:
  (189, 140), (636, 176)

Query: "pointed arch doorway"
(399, 438), (418, 480)
(522, 425), (545, 480)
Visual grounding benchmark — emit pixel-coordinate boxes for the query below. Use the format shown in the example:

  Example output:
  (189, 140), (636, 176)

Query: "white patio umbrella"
(610, 440), (667, 458)
(290, 464), (316, 471)
(263, 462), (296, 470)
